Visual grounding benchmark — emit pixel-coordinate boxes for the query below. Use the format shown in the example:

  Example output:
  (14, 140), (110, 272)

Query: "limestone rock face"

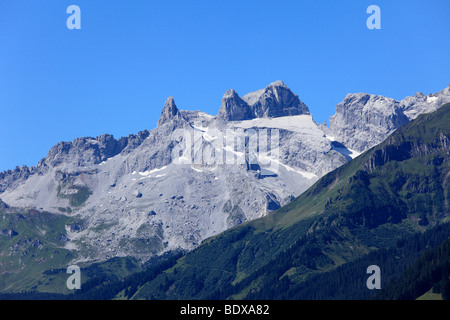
(218, 81), (310, 121)
(327, 85), (450, 153)
(242, 80), (310, 118)
(400, 85), (450, 120)
(328, 93), (409, 153)
(157, 96), (180, 127)
(217, 89), (253, 121)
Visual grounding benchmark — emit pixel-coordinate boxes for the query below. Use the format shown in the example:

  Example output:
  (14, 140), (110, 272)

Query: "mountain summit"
(217, 81), (310, 121)
(325, 85), (450, 153)
(157, 96), (180, 127)
(217, 89), (254, 121)
(242, 80), (310, 118)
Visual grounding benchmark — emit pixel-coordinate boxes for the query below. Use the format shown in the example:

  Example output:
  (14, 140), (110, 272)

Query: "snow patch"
(138, 166), (168, 177)
(232, 115), (318, 133)
(325, 134), (361, 159)
(427, 96), (438, 103)
(258, 155), (317, 179)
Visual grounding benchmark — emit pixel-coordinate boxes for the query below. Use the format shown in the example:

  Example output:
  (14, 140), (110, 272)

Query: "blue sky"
(0, 0), (449, 172)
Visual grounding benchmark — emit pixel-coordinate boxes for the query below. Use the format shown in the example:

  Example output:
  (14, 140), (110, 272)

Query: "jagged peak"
(243, 81), (310, 118)
(217, 88), (253, 121)
(267, 80), (288, 88)
(217, 81), (310, 120)
(157, 96), (180, 127)
(223, 88), (239, 98)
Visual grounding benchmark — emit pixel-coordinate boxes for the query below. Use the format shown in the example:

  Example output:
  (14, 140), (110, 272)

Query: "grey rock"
(242, 80), (310, 118)
(0, 198), (8, 209)
(218, 81), (310, 121)
(400, 85), (450, 120)
(325, 85), (450, 153)
(157, 97), (180, 127)
(45, 131), (151, 168)
(217, 89), (253, 121)
(328, 93), (409, 153)
(0, 165), (38, 193)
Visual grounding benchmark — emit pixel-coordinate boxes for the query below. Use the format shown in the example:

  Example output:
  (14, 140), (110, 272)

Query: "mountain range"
(82, 102), (450, 300)
(0, 81), (449, 294)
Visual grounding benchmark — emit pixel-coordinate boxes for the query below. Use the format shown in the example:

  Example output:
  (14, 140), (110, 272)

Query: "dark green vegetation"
(376, 232), (450, 300)
(0, 251), (181, 300)
(55, 170), (95, 208)
(57, 184), (91, 207)
(1, 104), (449, 300)
(247, 221), (450, 300)
(68, 186), (91, 207)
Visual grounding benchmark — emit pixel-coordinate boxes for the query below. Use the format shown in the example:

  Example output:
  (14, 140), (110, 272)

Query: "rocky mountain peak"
(217, 89), (253, 121)
(400, 85), (450, 120)
(242, 81), (310, 118)
(218, 81), (310, 121)
(328, 93), (409, 153)
(223, 88), (239, 98)
(326, 85), (450, 153)
(157, 96), (180, 127)
(267, 80), (288, 88)
(44, 131), (150, 168)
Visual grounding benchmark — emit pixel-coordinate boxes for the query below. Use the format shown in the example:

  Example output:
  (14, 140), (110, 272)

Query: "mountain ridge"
(2, 83), (448, 176)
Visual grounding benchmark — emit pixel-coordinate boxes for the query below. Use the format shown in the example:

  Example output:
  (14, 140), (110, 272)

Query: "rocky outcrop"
(157, 97), (181, 127)
(326, 85), (450, 154)
(217, 81), (310, 121)
(217, 89), (254, 121)
(400, 85), (450, 120)
(364, 108), (450, 173)
(46, 136), (115, 167)
(242, 80), (310, 118)
(328, 93), (409, 153)
(0, 165), (40, 193)
(44, 131), (150, 168)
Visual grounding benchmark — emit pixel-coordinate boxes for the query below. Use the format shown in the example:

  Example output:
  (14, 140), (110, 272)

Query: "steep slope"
(401, 85), (450, 120)
(129, 103), (450, 300)
(327, 93), (409, 153)
(375, 232), (450, 300)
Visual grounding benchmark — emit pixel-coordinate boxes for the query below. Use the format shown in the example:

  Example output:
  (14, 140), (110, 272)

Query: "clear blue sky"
(0, 0), (449, 172)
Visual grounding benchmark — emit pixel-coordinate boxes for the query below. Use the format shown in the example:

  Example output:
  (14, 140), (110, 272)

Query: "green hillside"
(0, 206), (76, 293)
(0, 203), (143, 295)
